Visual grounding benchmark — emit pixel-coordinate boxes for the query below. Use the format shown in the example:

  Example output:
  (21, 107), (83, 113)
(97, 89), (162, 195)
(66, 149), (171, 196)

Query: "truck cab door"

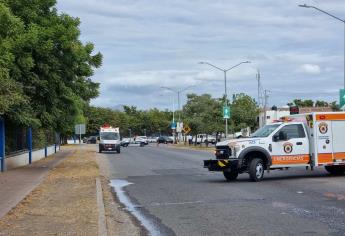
(271, 124), (310, 167)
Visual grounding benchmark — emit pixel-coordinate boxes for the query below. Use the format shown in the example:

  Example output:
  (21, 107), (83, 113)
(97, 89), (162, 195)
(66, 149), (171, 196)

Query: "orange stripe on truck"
(316, 113), (345, 121)
(272, 155), (309, 165)
(334, 152), (345, 160)
(318, 153), (345, 163)
(318, 153), (333, 163)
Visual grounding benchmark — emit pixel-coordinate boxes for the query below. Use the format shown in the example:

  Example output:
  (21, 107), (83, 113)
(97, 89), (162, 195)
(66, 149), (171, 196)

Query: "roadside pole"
(27, 127), (32, 164)
(0, 119), (5, 172)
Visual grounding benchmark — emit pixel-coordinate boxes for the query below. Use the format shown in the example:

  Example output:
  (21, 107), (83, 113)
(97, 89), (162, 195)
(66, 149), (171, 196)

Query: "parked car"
(121, 138), (130, 147)
(147, 137), (158, 143)
(157, 136), (174, 144)
(87, 136), (97, 144)
(195, 134), (217, 144)
(136, 136), (149, 145)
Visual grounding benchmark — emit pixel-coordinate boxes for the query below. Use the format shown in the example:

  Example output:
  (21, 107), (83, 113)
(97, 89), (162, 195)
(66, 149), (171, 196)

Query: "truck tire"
(223, 170), (238, 181)
(249, 158), (264, 182)
(116, 147), (121, 153)
(325, 166), (345, 175)
(99, 148), (102, 153)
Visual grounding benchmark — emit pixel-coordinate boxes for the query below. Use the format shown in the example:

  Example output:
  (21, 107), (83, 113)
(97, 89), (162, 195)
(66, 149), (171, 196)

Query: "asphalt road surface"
(97, 144), (345, 236)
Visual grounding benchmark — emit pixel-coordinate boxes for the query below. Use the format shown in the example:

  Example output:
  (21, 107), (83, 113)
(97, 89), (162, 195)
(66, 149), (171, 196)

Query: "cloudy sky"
(57, 0), (345, 110)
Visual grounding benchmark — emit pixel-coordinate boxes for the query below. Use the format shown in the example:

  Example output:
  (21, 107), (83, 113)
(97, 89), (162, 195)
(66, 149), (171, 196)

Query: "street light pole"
(161, 85), (195, 122)
(299, 4), (345, 89)
(199, 61), (251, 138)
(161, 85), (195, 144)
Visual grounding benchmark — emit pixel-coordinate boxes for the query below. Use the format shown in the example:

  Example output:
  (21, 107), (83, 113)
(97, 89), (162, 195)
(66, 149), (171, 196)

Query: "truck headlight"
(233, 144), (241, 156)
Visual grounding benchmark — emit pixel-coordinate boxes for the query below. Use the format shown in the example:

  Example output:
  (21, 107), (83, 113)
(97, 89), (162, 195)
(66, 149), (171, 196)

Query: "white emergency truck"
(99, 125), (121, 153)
(204, 112), (345, 182)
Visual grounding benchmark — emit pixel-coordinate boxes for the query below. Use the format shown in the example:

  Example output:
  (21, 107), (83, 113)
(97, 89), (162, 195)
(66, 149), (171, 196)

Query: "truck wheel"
(99, 148), (102, 153)
(116, 148), (121, 154)
(325, 166), (345, 175)
(249, 158), (264, 182)
(223, 170), (238, 181)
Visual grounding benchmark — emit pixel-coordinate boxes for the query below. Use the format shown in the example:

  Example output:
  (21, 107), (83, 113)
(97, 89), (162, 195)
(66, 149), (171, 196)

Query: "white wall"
(5, 145), (59, 170)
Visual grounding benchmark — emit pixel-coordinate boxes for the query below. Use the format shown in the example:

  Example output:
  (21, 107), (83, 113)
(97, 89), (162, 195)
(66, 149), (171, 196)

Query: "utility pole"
(263, 90), (270, 125)
(256, 69), (261, 107)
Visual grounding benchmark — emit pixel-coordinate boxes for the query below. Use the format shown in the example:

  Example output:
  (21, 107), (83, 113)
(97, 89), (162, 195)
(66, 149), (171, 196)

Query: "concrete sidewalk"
(0, 148), (70, 218)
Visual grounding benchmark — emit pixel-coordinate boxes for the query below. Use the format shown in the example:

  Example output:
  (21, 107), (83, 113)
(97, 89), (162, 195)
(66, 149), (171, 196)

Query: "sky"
(56, 0), (345, 110)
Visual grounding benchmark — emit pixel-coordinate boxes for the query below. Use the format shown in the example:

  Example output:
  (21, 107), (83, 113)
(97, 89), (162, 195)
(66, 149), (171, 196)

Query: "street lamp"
(161, 85), (195, 122)
(299, 4), (345, 89)
(161, 85), (195, 144)
(199, 61), (251, 138)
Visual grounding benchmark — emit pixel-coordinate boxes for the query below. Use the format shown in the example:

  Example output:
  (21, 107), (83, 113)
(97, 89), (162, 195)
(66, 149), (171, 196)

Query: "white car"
(147, 137), (158, 143)
(135, 136), (149, 145)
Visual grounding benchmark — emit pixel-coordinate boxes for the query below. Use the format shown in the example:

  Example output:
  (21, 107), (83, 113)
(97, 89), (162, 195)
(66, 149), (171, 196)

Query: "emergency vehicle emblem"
(318, 122), (328, 134)
(283, 143), (293, 154)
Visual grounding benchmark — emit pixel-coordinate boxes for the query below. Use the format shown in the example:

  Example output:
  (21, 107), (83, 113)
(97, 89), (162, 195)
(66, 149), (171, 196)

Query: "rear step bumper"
(203, 159), (239, 171)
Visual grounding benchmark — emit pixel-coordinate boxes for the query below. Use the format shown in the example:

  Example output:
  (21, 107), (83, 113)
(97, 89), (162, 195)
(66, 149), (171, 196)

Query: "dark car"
(83, 137), (88, 143)
(157, 136), (174, 144)
(87, 136), (97, 144)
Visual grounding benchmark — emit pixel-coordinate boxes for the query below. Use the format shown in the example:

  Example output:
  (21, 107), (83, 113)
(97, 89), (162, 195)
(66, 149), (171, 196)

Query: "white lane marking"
(149, 201), (204, 207)
(109, 179), (160, 236)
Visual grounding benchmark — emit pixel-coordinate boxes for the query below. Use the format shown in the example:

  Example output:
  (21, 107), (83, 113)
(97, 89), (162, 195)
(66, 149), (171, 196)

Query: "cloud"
(56, 0), (345, 109)
(299, 64), (321, 74)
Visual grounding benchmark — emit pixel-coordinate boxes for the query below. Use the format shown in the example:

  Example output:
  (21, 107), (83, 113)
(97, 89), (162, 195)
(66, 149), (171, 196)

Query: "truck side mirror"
(273, 131), (288, 142)
(273, 135), (279, 142)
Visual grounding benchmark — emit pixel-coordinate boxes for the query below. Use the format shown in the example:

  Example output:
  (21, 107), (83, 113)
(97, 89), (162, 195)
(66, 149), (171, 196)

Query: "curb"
(96, 177), (107, 236)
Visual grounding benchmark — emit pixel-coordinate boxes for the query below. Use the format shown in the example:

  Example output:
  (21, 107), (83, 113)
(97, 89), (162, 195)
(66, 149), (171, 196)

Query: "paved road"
(97, 144), (345, 236)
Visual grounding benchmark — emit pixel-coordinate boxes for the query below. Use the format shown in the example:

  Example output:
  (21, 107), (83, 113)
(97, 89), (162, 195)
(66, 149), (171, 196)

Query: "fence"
(0, 119), (60, 172)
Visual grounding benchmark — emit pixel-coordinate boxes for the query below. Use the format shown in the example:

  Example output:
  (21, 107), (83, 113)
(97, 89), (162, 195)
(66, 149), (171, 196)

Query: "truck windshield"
(100, 132), (119, 140)
(251, 124), (281, 138)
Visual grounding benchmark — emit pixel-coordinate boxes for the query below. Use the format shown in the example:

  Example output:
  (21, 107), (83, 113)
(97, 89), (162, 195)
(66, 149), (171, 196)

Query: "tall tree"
(231, 93), (259, 130)
(1, 0), (103, 135)
(183, 94), (224, 135)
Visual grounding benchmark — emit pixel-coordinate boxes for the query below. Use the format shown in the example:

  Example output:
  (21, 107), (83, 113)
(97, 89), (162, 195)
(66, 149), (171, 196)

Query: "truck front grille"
(215, 146), (231, 159)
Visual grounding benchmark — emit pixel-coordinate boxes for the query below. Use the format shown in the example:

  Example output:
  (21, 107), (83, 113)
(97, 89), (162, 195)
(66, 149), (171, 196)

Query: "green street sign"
(340, 89), (345, 109)
(223, 106), (230, 119)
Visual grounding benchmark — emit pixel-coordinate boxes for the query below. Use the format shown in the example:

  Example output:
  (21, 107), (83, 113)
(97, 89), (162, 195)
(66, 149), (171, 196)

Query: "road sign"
(340, 89), (345, 109)
(75, 124), (86, 135)
(176, 122), (183, 133)
(223, 106), (230, 119)
(171, 122), (177, 129)
(183, 125), (191, 134)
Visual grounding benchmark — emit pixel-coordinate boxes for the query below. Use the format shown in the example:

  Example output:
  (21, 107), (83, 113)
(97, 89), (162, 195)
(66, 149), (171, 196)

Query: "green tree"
(183, 94), (223, 135)
(1, 0), (103, 137)
(0, 2), (40, 126)
(231, 93), (259, 130)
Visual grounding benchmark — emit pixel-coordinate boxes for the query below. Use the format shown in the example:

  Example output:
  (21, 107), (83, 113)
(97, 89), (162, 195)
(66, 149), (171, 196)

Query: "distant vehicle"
(147, 137), (158, 143)
(82, 137), (88, 143)
(157, 136), (173, 144)
(196, 134), (216, 144)
(121, 138), (130, 147)
(99, 126), (121, 153)
(136, 136), (149, 145)
(87, 136), (97, 144)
